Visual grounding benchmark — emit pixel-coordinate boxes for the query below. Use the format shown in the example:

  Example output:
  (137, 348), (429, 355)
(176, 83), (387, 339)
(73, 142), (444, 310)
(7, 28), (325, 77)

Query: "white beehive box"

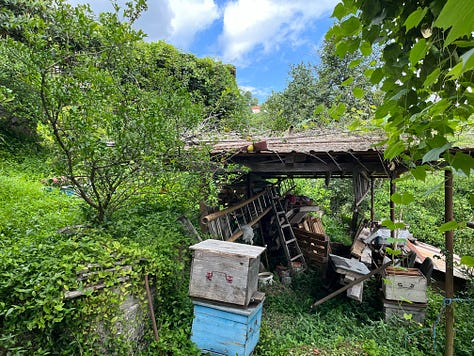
(189, 239), (265, 306)
(383, 267), (427, 303)
(383, 299), (427, 323)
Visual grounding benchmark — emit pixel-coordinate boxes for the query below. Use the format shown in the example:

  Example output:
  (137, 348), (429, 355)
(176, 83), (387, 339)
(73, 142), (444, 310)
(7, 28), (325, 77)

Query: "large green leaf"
(410, 166), (427, 181)
(460, 47), (474, 74)
(340, 16), (362, 37)
(404, 7), (428, 32)
(421, 143), (452, 163)
(434, 0), (474, 46)
(384, 140), (406, 160)
(447, 151), (474, 176)
(391, 192), (415, 205)
(438, 220), (459, 233)
(409, 39), (429, 67)
(423, 67), (440, 87)
(460, 255), (474, 267)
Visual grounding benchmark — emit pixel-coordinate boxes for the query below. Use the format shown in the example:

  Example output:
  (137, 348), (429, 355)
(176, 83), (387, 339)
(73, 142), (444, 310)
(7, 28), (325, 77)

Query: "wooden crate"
(383, 299), (427, 323)
(191, 299), (264, 356)
(189, 239), (265, 306)
(293, 227), (329, 269)
(383, 267), (427, 303)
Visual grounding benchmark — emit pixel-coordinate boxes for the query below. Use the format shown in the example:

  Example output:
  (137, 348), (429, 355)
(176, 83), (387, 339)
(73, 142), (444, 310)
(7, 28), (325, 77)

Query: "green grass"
(254, 271), (474, 356)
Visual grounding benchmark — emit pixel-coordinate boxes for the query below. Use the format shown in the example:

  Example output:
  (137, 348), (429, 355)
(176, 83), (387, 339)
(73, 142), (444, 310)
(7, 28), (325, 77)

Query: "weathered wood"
(310, 262), (391, 309)
(145, 274), (159, 342)
(191, 299), (264, 356)
(383, 267), (427, 303)
(177, 215), (202, 242)
(226, 206), (272, 242)
(383, 299), (427, 323)
(201, 190), (268, 224)
(189, 240), (265, 306)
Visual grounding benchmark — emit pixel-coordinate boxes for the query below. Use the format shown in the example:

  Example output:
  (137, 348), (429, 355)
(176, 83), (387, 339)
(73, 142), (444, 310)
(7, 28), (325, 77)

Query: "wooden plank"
(294, 228), (327, 241)
(190, 239), (265, 258)
(350, 238), (366, 259)
(310, 262), (391, 309)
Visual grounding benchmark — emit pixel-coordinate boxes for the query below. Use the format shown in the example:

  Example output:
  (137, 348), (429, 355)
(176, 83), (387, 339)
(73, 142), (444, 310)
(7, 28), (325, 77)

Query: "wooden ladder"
(201, 189), (274, 242)
(270, 186), (307, 273)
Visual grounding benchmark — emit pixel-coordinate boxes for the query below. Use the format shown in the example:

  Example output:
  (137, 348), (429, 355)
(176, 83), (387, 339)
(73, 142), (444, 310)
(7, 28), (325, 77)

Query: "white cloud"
(157, 0), (220, 49)
(218, 0), (339, 64)
(68, 1), (220, 50)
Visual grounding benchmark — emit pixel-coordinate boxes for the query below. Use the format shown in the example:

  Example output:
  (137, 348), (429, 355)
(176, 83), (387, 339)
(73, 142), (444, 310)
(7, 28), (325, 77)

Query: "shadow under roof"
(207, 131), (404, 179)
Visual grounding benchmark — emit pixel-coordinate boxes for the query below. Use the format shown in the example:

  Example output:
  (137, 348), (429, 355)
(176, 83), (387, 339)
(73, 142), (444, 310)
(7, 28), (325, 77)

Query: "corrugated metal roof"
(406, 240), (468, 280)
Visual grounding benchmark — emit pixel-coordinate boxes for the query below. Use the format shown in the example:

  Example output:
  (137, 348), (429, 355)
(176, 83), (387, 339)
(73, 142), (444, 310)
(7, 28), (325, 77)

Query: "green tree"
(1, 0), (206, 223)
(328, 1), (474, 354)
(328, 0), (474, 173)
(262, 38), (379, 131)
(143, 41), (247, 131)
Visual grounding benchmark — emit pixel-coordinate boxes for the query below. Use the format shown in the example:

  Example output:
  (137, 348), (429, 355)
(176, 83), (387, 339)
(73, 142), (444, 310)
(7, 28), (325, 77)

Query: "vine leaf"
(434, 0), (474, 46)
(447, 152), (474, 176)
(404, 7), (428, 32)
(438, 220), (459, 233)
(421, 143), (452, 163)
(391, 192), (415, 205)
(409, 39), (429, 67)
(410, 166), (427, 181)
(460, 255), (474, 267)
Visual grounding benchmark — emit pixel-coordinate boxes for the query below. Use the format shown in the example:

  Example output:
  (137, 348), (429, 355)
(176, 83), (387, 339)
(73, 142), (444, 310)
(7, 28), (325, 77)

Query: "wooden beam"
(310, 262), (391, 310)
(236, 162), (388, 175)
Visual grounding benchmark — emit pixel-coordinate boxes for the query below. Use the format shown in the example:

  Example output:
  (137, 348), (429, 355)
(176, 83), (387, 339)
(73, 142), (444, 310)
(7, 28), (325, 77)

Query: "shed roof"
(208, 130), (402, 179)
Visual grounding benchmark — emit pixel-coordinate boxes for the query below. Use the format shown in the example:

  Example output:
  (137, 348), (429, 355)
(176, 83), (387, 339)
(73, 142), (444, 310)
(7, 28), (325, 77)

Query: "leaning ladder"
(201, 189), (274, 242)
(270, 186), (307, 273)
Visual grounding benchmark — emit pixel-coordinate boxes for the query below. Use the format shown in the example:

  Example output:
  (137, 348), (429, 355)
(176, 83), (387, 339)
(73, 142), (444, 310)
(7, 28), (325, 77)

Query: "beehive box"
(189, 239), (265, 306)
(191, 299), (264, 356)
(383, 267), (427, 303)
(383, 299), (427, 323)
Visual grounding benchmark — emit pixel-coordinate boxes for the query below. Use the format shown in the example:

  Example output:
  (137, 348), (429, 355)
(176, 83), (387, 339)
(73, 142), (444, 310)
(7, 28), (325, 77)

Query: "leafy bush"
(0, 153), (202, 354)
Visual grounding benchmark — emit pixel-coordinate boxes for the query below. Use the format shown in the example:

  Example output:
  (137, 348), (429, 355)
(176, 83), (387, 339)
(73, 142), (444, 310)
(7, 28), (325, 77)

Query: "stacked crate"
(382, 267), (427, 323)
(189, 239), (266, 356)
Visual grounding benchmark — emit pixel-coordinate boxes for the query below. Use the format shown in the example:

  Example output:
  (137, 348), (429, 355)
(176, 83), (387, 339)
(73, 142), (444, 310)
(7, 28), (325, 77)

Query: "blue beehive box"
(191, 299), (264, 356)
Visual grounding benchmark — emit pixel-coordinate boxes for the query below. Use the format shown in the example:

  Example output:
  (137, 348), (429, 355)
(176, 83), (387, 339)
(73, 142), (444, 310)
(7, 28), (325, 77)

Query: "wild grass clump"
(255, 271), (473, 355)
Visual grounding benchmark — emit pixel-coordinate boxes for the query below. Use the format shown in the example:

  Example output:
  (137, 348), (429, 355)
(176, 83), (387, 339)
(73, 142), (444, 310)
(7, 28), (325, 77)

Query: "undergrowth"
(0, 149), (201, 355)
(254, 271), (474, 356)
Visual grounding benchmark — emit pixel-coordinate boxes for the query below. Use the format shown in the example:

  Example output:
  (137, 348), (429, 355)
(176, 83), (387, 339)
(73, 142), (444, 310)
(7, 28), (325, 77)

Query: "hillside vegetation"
(0, 0), (473, 355)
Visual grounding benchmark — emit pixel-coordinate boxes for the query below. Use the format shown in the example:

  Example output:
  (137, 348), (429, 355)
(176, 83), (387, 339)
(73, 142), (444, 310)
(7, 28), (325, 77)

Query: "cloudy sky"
(68, 0), (339, 102)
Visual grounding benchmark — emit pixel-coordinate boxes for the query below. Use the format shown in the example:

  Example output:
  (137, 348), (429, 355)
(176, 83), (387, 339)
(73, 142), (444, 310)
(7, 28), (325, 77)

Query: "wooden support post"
(444, 170), (454, 356)
(390, 177), (396, 239)
(145, 274), (159, 343)
(370, 178), (375, 224)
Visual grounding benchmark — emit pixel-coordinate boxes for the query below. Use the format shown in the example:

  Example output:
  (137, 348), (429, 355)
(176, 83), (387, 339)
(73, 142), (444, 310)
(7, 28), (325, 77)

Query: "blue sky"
(68, 1), (339, 102)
